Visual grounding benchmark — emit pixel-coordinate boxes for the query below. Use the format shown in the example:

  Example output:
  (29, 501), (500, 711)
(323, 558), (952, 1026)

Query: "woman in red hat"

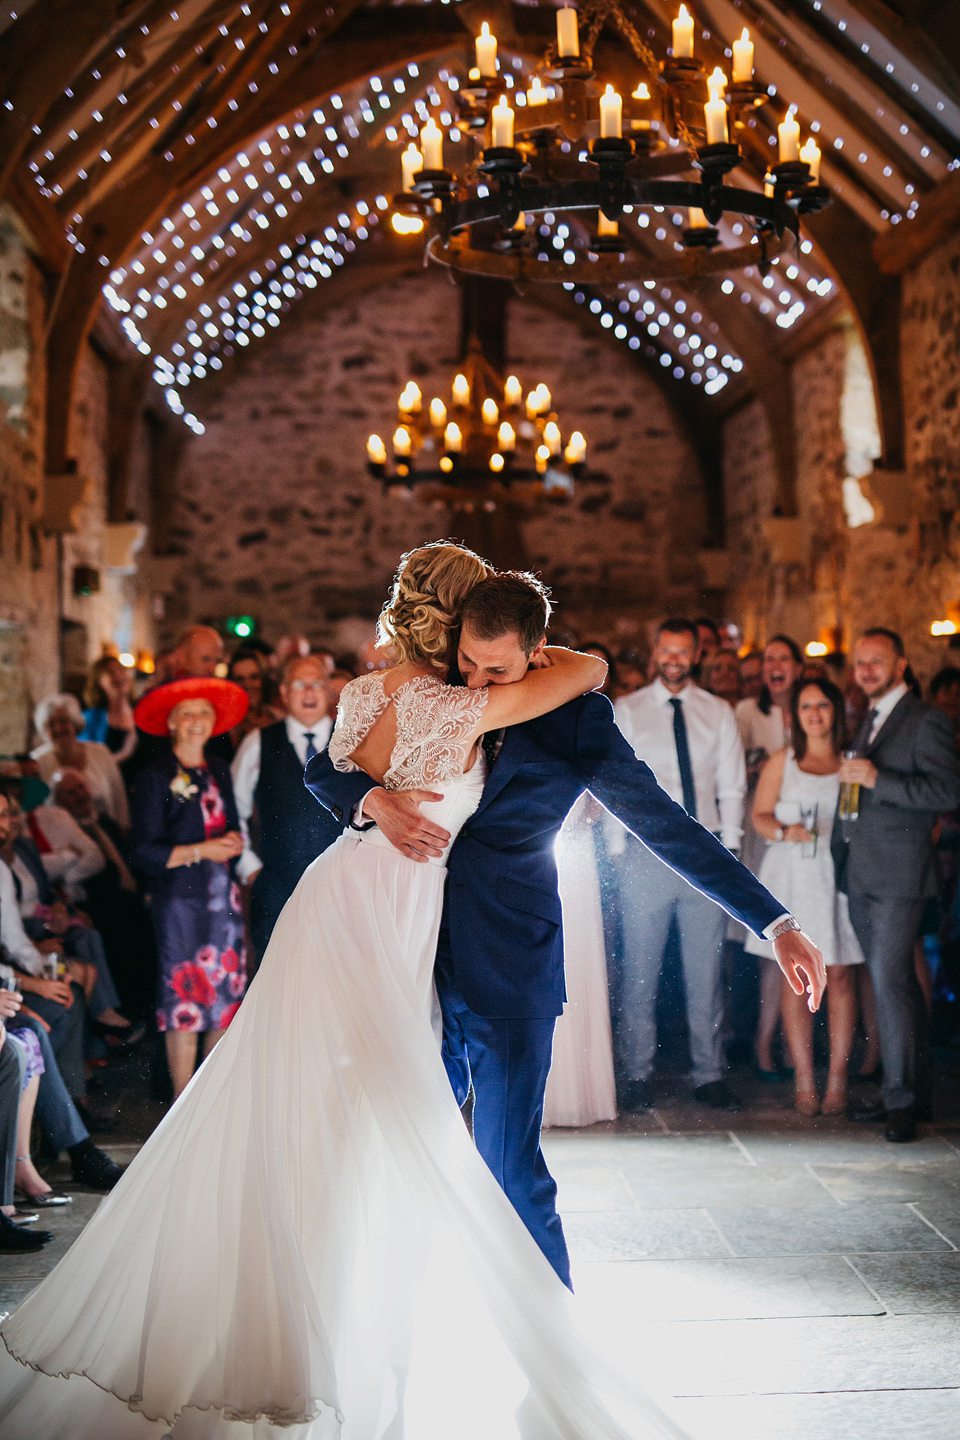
(128, 679), (249, 1098)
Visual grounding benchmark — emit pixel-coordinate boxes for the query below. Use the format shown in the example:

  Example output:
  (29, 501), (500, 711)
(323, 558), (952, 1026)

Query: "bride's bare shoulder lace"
(329, 671), (488, 789)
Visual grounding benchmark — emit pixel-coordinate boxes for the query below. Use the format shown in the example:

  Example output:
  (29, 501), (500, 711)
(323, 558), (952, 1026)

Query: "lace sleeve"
(385, 679), (489, 789)
(327, 673), (389, 773)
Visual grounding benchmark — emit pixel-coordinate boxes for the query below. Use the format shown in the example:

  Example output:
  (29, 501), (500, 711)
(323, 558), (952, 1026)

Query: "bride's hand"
(362, 789), (451, 863)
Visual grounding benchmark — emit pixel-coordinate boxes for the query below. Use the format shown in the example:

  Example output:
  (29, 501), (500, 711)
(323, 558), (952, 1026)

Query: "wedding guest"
(738, 650), (764, 702)
(128, 625), (233, 782)
(226, 646), (283, 752)
(930, 666), (960, 742)
(610, 618), (747, 1112)
(326, 668), (353, 715)
(80, 655), (137, 762)
(0, 995), (53, 1251)
(735, 635), (804, 1076)
(748, 678), (864, 1115)
(612, 649), (646, 697)
(703, 649), (741, 708)
(581, 641), (618, 700)
(131, 678), (248, 1098)
(32, 693), (130, 830)
(232, 654), (343, 965)
(693, 616), (721, 664)
(835, 628), (960, 1142)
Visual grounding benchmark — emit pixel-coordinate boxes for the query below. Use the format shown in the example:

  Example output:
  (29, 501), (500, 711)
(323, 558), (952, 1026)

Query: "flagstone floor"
(3, 1058), (960, 1439)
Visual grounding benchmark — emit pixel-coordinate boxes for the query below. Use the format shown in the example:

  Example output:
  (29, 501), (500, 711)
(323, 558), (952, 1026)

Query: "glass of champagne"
(838, 749), (860, 821)
(799, 801), (819, 858)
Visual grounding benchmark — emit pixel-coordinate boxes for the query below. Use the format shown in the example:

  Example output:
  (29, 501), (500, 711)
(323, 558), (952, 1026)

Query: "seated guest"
(0, 994), (53, 1252)
(748, 678), (865, 1116)
(53, 770), (156, 1022)
(80, 654), (137, 762)
(226, 646), (283, 753)
(131, 677), (249, 1099)
(32, 693), (130, 830)
(232, 654), (343, 965)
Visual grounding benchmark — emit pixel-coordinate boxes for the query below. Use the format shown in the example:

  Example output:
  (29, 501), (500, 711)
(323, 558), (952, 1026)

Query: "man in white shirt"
(232, 654), (344, 964)
(611, 618), (747, 1112)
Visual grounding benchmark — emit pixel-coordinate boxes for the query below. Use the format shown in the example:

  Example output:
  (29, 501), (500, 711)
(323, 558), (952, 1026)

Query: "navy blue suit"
(306, 690), (786, 1285)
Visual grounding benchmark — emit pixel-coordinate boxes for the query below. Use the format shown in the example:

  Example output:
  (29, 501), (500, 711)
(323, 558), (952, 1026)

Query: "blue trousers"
(14, 1016), (89, 1154)
(434, 922), (571, 1289)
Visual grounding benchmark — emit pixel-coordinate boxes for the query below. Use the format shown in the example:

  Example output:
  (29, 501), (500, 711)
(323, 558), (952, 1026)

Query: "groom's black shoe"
(694, 1080), (743, 1112)
(621, 1079), (655, 1113)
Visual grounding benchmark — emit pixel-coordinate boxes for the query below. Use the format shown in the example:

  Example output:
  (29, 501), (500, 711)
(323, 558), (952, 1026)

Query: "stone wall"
(163, 270), (710, 653)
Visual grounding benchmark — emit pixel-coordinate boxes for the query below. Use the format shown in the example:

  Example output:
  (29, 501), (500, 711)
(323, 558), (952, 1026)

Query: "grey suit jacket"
(831, 692), (960, 899)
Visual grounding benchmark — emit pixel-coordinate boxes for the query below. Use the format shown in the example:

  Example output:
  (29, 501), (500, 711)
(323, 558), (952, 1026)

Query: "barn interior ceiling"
(1, 0), (958, 508)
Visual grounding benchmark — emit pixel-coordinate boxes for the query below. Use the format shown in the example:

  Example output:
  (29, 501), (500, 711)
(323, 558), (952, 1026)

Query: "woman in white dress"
(543, 795), (617, 1130)
(0, 545), (682, 1440)
(746, 677), (864, 1116)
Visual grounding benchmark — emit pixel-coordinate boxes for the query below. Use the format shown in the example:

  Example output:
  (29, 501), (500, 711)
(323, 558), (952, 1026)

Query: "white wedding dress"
(0, 672), (684, 1440)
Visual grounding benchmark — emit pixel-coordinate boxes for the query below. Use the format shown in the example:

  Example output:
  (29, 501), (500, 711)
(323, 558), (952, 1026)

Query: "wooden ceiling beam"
(872, 168), (960, 275)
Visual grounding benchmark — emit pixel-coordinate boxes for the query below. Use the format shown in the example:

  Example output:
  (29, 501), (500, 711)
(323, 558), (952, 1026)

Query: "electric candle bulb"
(482, 397), (499, 426)
(599, 84), (622, 140)
(564, 431), (587, 465)
(404, 382), (422, 414)
(489, 453), (505, 473)
(439, 455), (454, 473)
(367, 434), (387, 465)
(800, 135), (821, 182)
(597, 211), (619, 236)
(498, 420), (516, 450)
(732, 28), (754, 84)
(764, 180), (774, 197)
(444, 422), (462, 453)
(475, 22), (497, 78)
(707, 67), (727, 99)
(687, 205), (708, 228)
(536, 384), (552, 411)
(393, 427), (412, 457)
(401, 143), (422, 191)
(556, 6), (580, 58)
(420, 118), (443, 171)
(526, 391), (540, 420)
(452, 373), (470, 406)
(778, 108), (800, 162)
(491, 95), (515, 148)
(704, 91), (728, 144)
(632, 81), (651, 101)
(536, 445), (550, 474)
(527, 76), (548, 107)
(543, 420), (562, 455)
(429, 397), (446, 428)
(504, 375), (523, 407)
(672, 5), (694, 59)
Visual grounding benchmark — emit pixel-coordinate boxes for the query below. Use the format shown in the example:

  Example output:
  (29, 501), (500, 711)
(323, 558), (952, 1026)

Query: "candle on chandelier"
(504, 375), (523, 407)
(537, 384), (552, 411)
(367, 434), (387, 465)
(565, 431), (587, 465)
(491, 95), (515, 148)
(527, 75), (548, 106)
(400, 143), (423, 192)
(543, 420), (562, 456)
(498, 420), (516, 451)
(452, 372), (470, 406)
(420, 118), (443, 170)
(536, 445), (550, 474)
(778, 108), (800, 162)
(475, 22), (497, 78)
(632, 81), (651, 101)
(489, 453), (505, 473)
(556, 6), (580, 59)
(707, 67), (727, 99)
(444, 422), (463, 453)
(513, 211), (526, 232)
(597, 211), (619, 237)
(482, 398), (499, 426)
(400, 382), (422, 414)
(429, 397), (447, 428)
(599, 84), (623, 140)
(800, 135), (822, 182)
(672, 5), (694, 59)
(687, 205), (708, 228)
(704, 91), (728, 144)
(732, 28), (754, 84)
(393, 427), (412, 457)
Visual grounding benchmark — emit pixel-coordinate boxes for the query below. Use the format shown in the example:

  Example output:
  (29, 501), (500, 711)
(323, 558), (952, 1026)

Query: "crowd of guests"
(2, 610), (957, 1252)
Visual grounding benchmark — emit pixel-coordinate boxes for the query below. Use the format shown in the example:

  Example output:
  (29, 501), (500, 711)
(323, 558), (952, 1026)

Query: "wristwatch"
(769, 916), (802, 941)
(774, 827), (785, 843)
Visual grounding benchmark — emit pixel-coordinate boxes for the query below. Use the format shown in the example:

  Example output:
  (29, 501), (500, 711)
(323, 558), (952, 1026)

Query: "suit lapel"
(472, 728), (525, 818)
(866, 692), (914, 758)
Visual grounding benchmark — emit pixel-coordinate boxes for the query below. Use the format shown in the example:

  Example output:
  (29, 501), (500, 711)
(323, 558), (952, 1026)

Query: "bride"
(0, 545), (685, 1440)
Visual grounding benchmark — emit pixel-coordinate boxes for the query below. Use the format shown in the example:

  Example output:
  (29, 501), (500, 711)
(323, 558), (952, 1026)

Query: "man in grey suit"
(833, 628), (960, 1142)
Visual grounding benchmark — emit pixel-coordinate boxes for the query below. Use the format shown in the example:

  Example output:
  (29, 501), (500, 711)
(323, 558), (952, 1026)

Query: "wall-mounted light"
(931, 620), (958, 636)
(805, 640), (828, 657)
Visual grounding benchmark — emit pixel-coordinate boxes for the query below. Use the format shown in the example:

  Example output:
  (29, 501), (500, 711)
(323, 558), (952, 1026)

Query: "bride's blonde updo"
(377, 543), (491, 670)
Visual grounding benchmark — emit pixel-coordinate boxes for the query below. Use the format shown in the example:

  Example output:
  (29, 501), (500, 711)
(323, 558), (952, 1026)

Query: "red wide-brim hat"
(134, 678), (249, 737)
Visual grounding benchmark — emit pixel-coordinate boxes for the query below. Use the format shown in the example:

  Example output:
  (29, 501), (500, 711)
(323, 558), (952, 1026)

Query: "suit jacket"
(130, 751), (241, 902)
(305, 690), (786, 1020)
(830, 692), (960, 899)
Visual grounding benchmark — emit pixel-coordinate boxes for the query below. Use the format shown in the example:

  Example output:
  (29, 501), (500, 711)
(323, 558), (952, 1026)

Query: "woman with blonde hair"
(32, 693), (130, 830)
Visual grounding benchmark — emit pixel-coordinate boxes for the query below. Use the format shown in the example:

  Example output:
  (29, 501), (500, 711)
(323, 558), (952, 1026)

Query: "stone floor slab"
(708, 1202), (951, 1256)
(909, 1199), (960, 1248)
(673, 1388), (960, 1440)
(621, 1161), (831, 1210)
(812, 1156), (960, 1205)
(733, 1131), (952, 1165)
(851, 1252), (960, 1313)
(551, 1165), (635, 1211)
(563, 1208), (731, 1262)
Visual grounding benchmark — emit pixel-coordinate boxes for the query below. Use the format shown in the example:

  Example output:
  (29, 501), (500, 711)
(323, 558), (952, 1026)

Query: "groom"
(306, 569), (824, 1288)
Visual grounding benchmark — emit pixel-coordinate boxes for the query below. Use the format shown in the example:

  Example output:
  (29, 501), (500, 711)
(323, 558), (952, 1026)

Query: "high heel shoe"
(822, 1078), (849, 1116)
(794, 1083), (820, 1117)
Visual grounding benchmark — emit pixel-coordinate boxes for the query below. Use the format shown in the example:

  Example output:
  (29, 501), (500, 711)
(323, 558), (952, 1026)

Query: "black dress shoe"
(69, 1141), (125, 1191)
(0, 1213), (52, 1251)
(694, 1080), (743, 1112)
(621, 1080), (655, 1113)
(74, 1101), (120, 1133)
(885, 1108), (917, 1143)
(847, 1098), (886, 1123)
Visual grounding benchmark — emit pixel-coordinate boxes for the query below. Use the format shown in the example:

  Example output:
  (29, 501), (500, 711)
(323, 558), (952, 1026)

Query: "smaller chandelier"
(366, 341), (589, 507)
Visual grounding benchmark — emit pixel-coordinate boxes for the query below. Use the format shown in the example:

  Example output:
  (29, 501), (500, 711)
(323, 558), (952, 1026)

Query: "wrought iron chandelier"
(390, 1), (831, 284)
(366, 339), (589, 505)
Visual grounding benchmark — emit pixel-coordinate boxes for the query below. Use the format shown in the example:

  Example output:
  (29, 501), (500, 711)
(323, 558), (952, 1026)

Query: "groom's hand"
(773, 930), (827, 1013)
(362, 789), (451, 862)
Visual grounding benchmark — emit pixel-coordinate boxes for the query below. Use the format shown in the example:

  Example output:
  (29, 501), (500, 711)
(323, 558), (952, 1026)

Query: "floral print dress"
(154, 766), (248, 1034)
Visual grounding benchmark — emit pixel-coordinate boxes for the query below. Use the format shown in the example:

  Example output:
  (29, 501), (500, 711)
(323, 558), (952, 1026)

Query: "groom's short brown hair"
(459, 572), (552, 656)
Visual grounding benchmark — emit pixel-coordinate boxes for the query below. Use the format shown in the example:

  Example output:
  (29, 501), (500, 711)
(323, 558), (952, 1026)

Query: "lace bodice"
(328, 671), (489, 790)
